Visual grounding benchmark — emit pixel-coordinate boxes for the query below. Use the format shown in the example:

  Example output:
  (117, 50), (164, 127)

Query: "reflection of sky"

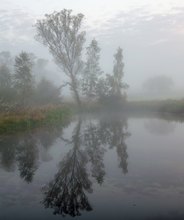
(1, 116), (184, 219)
(144, 118), (176, 135)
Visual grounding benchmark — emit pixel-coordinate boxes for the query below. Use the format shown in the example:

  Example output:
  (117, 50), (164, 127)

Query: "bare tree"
(35, 9), (86, 107)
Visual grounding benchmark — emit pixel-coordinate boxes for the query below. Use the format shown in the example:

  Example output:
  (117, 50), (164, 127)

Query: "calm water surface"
(1, 113), (184, 220)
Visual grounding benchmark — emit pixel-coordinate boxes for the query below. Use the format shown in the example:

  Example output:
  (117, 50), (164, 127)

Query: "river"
(0, 113), (184, 220)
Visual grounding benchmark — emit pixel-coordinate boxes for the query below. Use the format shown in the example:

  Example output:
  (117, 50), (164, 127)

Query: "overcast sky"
(1, 0), (184, 97)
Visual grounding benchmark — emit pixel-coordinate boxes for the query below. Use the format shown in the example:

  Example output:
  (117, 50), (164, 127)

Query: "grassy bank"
(0, 105), (71, 134)
(127, 99), (184, 114)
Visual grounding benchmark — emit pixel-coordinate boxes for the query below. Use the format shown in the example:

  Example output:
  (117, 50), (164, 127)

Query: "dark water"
(1, 113), (184, 220)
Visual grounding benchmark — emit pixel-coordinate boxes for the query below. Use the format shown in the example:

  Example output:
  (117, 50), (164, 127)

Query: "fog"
(2, 2), (184, 219)
(1, 0), (184, 100)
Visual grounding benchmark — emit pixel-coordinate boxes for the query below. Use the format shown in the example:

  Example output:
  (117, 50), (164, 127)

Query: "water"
(1, 113), (184, 220)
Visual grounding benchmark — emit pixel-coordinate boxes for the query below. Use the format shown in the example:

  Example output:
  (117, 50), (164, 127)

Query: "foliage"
(112, 47), (127, 96)
(35, 9), (86, 107)
(82, 39), (102, 100)
(95, 47), (128, 106)
(0, 51), (15, 104)
(14, 52), (34, 107)
(0, 50), (66, 113)
(0, 64), (14, 102)
(34, 10), (129, 107)
(34, 78), (61, 105)
(0, 10), (130, 112)
(0, 64), (11, 88)
(33, 58), (49, 81)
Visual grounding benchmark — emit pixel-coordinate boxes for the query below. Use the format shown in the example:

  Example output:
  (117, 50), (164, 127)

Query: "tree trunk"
(73, 88), (81, 108)
(70, 74), (82, 108)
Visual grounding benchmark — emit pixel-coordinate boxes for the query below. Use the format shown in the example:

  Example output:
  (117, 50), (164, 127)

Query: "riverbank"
(79, 99), (184, 116)
(0, 105), (71, 134)
(126, 99), (184, 114)
(1, 99), (184, 134)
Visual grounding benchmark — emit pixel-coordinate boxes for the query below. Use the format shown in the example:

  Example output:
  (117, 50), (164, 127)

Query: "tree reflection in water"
(16, 133), (39, 183)
(43, 114), (130, 217)
(98, 116), (130, 174)
(0, 136), (18, 171)
(84, 122), (106, 184)
(0, 114), (130, 216)
(0, 123), (69, 183)
(43, 120), (93, 217)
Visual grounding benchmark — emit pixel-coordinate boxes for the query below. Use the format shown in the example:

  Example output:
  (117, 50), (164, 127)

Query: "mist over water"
(0, 113), (184, 219)
(1, 1), (184, 219)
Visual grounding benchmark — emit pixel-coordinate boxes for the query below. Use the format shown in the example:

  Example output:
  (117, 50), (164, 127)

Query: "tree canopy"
(35, 9), (86, 106)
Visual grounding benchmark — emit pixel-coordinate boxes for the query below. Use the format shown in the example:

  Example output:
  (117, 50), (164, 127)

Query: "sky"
(1, 0), (184, 98)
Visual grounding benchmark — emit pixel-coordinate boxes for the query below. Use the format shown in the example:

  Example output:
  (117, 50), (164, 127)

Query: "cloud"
(0, 9), (36, 44)
(84, 6), (184, 48)
(1, 2), (184, 48)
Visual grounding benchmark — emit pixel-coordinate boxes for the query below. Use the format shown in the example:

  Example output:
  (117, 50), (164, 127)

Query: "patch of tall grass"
(0, 105), (71, 134)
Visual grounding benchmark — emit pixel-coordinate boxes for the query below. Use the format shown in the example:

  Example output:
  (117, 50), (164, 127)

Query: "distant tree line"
(0, 51), (61, 111)
(0, 9), (129, 111)
(142, 75), (174, 95)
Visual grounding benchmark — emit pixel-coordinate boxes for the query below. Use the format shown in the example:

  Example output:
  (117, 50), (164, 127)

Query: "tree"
(111, 47), (128, 97)
(14, 52), (34, 107)
(35, 9), (86, 107)
(82, 39), (102, 100)
(33, 58), (49, 81)
(0, 52), (14, 104)
(142, 75), (174, 96)
(34, 78), (61, 105)
(0, 64), (13, 103)
(96, 47), (128, 106)
(96, 75), (112, 103)
(0, 64), (11, 88)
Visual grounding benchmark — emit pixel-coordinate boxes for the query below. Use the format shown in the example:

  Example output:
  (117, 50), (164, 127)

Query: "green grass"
(0, 105), (71, 134)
